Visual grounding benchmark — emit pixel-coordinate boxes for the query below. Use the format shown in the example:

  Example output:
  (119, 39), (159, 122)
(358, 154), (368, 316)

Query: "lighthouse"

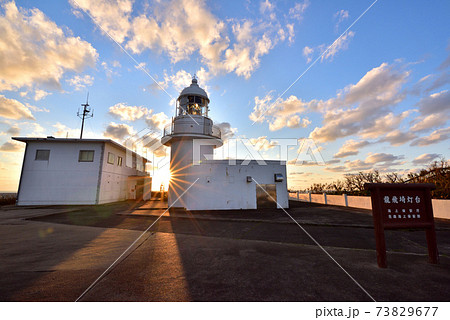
(161, 77), (288, 211)
(161, 77), (223, 208)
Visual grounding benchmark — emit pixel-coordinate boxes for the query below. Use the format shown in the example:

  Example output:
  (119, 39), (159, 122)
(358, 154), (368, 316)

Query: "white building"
(161, 78), (288, 210)
(12, 137), (151, 205)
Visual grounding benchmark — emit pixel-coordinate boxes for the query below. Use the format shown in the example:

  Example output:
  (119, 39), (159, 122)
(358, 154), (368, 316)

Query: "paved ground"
(0, 200), (449, 301)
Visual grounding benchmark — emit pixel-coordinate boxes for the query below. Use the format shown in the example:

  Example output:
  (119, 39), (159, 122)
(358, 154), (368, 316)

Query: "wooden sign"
(364, 183), (439, 268)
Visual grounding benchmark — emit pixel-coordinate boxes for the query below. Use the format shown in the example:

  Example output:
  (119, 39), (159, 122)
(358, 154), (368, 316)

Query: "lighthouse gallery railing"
(162, 122), (221, 139)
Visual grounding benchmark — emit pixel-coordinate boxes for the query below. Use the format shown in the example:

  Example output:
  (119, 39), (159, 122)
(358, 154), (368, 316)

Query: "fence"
(289, 192), (449, 220)
(163, 122), (221, 139)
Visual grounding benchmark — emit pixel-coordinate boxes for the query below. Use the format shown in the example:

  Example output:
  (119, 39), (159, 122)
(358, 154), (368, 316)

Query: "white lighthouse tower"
(161, 77), (288, 211)
(161, 77), (223, 208)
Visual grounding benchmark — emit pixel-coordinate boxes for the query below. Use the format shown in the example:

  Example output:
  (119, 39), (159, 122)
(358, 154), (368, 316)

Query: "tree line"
(302, 159), (450, 199)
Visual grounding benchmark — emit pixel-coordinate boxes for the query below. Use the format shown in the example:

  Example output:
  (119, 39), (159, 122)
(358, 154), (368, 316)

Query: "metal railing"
(163, 122), (221, 139)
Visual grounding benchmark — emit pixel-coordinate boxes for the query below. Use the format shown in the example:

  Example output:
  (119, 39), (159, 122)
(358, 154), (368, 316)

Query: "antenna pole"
(78, 92), (93, 139)
(80, 107), (86, 139)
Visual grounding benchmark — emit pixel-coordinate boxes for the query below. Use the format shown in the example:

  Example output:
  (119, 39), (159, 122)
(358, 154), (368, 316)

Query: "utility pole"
(77, 93), (93, 139)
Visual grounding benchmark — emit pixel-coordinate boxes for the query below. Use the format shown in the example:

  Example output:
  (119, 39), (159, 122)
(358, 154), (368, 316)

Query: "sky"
(0, 0), (449, 192)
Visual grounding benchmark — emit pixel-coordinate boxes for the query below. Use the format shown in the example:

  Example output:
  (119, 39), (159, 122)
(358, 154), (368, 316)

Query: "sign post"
(365, 183), (439, 268)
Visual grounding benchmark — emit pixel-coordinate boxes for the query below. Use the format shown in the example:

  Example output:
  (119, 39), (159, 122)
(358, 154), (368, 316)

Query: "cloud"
(410, 113), (448, 132)
(26, 122), (46, 136)
(71, 0), (291, 79)
(66, 75), (94, 91)
(126, 0), (228, 68)
(322, 31), (355, 61)
(6, 125), (20, 136)
(34, 89), (51, 101)
(104, 122), (135, 140)
(69, 0), (133, 44)
(303, 31), (355, 63)
(0, 140), (23, 152)
(215, 122), (237, 141)
(439, 43), (450, 70)
(410, 70), (450, 96)
(251, 62), (419, 140)
(310, 62), (409, 142)
(289, 1), (309, 21)
(426, 71), (450, 93)
(416, 90), (450, 116)
(109, 103), (149, 121)
(410, 90), (450, 132)
(150, 68), (212, 96)
(324, 165), (347, 172)
(334, 9), (349, 30)
(286, 23), (295, 44)
(249, 93), (311, 131)
(260, 0), (275, 14)
(326, 159), (341, 165)
(27, 104), (50, 113)
(101, 61), (121, 80)
(250, 63), (409, 134)
(342, 159), (373, 171)
(222, 20), (283, 79)
(138, 131), (168, 158)
(52, 122), (80, 138)
(411, 127), (450, 146)
(327, 152), (404, 172)
(248, 136), (278, 151)
(0, 1), (98, 91)
(365, 153), (404, 164)
(303, 46), (314, 63)
(289, 171), (313, 176)
(165, 70), (198, 91)
(0, 95), (35, 120)
(334, 140), (371, 158)
(361, 111), (413, 139)
(378, 130), (417, 146)
(145, 112), (170, 131)
(268, 114), (310, 131)
(412, 153), (441, 165)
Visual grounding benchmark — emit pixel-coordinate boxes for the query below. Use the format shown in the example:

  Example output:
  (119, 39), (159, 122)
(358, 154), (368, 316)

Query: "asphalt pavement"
(0, 200), (449, 301)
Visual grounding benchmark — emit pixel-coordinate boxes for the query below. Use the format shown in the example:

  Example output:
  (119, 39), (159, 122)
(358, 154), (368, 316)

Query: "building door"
(136, 178), (144, 201)
(256, 184), (277, 209)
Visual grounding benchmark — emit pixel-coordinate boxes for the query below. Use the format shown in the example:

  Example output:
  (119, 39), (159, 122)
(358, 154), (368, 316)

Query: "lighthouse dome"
(178, 77), (209, 102)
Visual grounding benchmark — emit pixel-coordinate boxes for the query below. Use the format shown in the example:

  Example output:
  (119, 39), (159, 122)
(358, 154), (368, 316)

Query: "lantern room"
(176, 77), (210, 117)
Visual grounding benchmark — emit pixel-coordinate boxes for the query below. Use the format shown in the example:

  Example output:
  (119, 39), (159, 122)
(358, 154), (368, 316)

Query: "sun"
(151, 165), (171, 191)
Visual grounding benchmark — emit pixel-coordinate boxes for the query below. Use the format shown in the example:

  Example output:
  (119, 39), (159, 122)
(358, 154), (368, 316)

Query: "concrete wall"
(17, 141), (103, 205)
(326, 194), (345, 206)
(98, 142), (149, 204)
(432, 199), (450, 219)
(310, 193), (325, 204)
(183, 160), (289, 210)
(347, 195), (372, 210)
(289, 193), (450, 219)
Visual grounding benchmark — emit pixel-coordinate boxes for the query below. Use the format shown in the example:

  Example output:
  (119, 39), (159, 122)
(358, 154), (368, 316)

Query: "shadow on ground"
(1, 200), (449, 301)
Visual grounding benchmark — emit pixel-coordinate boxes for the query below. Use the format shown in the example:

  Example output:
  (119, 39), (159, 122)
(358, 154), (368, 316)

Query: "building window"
(117, 156), (123, 166)
(136, 159), (143, 172)
(79, 150), (94, 162)
(35, 149), (50, 161)
(107, 152), (115, 164)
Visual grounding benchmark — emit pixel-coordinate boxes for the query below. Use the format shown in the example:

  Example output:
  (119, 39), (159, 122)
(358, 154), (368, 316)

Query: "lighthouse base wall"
(169, 160), (288, 211)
